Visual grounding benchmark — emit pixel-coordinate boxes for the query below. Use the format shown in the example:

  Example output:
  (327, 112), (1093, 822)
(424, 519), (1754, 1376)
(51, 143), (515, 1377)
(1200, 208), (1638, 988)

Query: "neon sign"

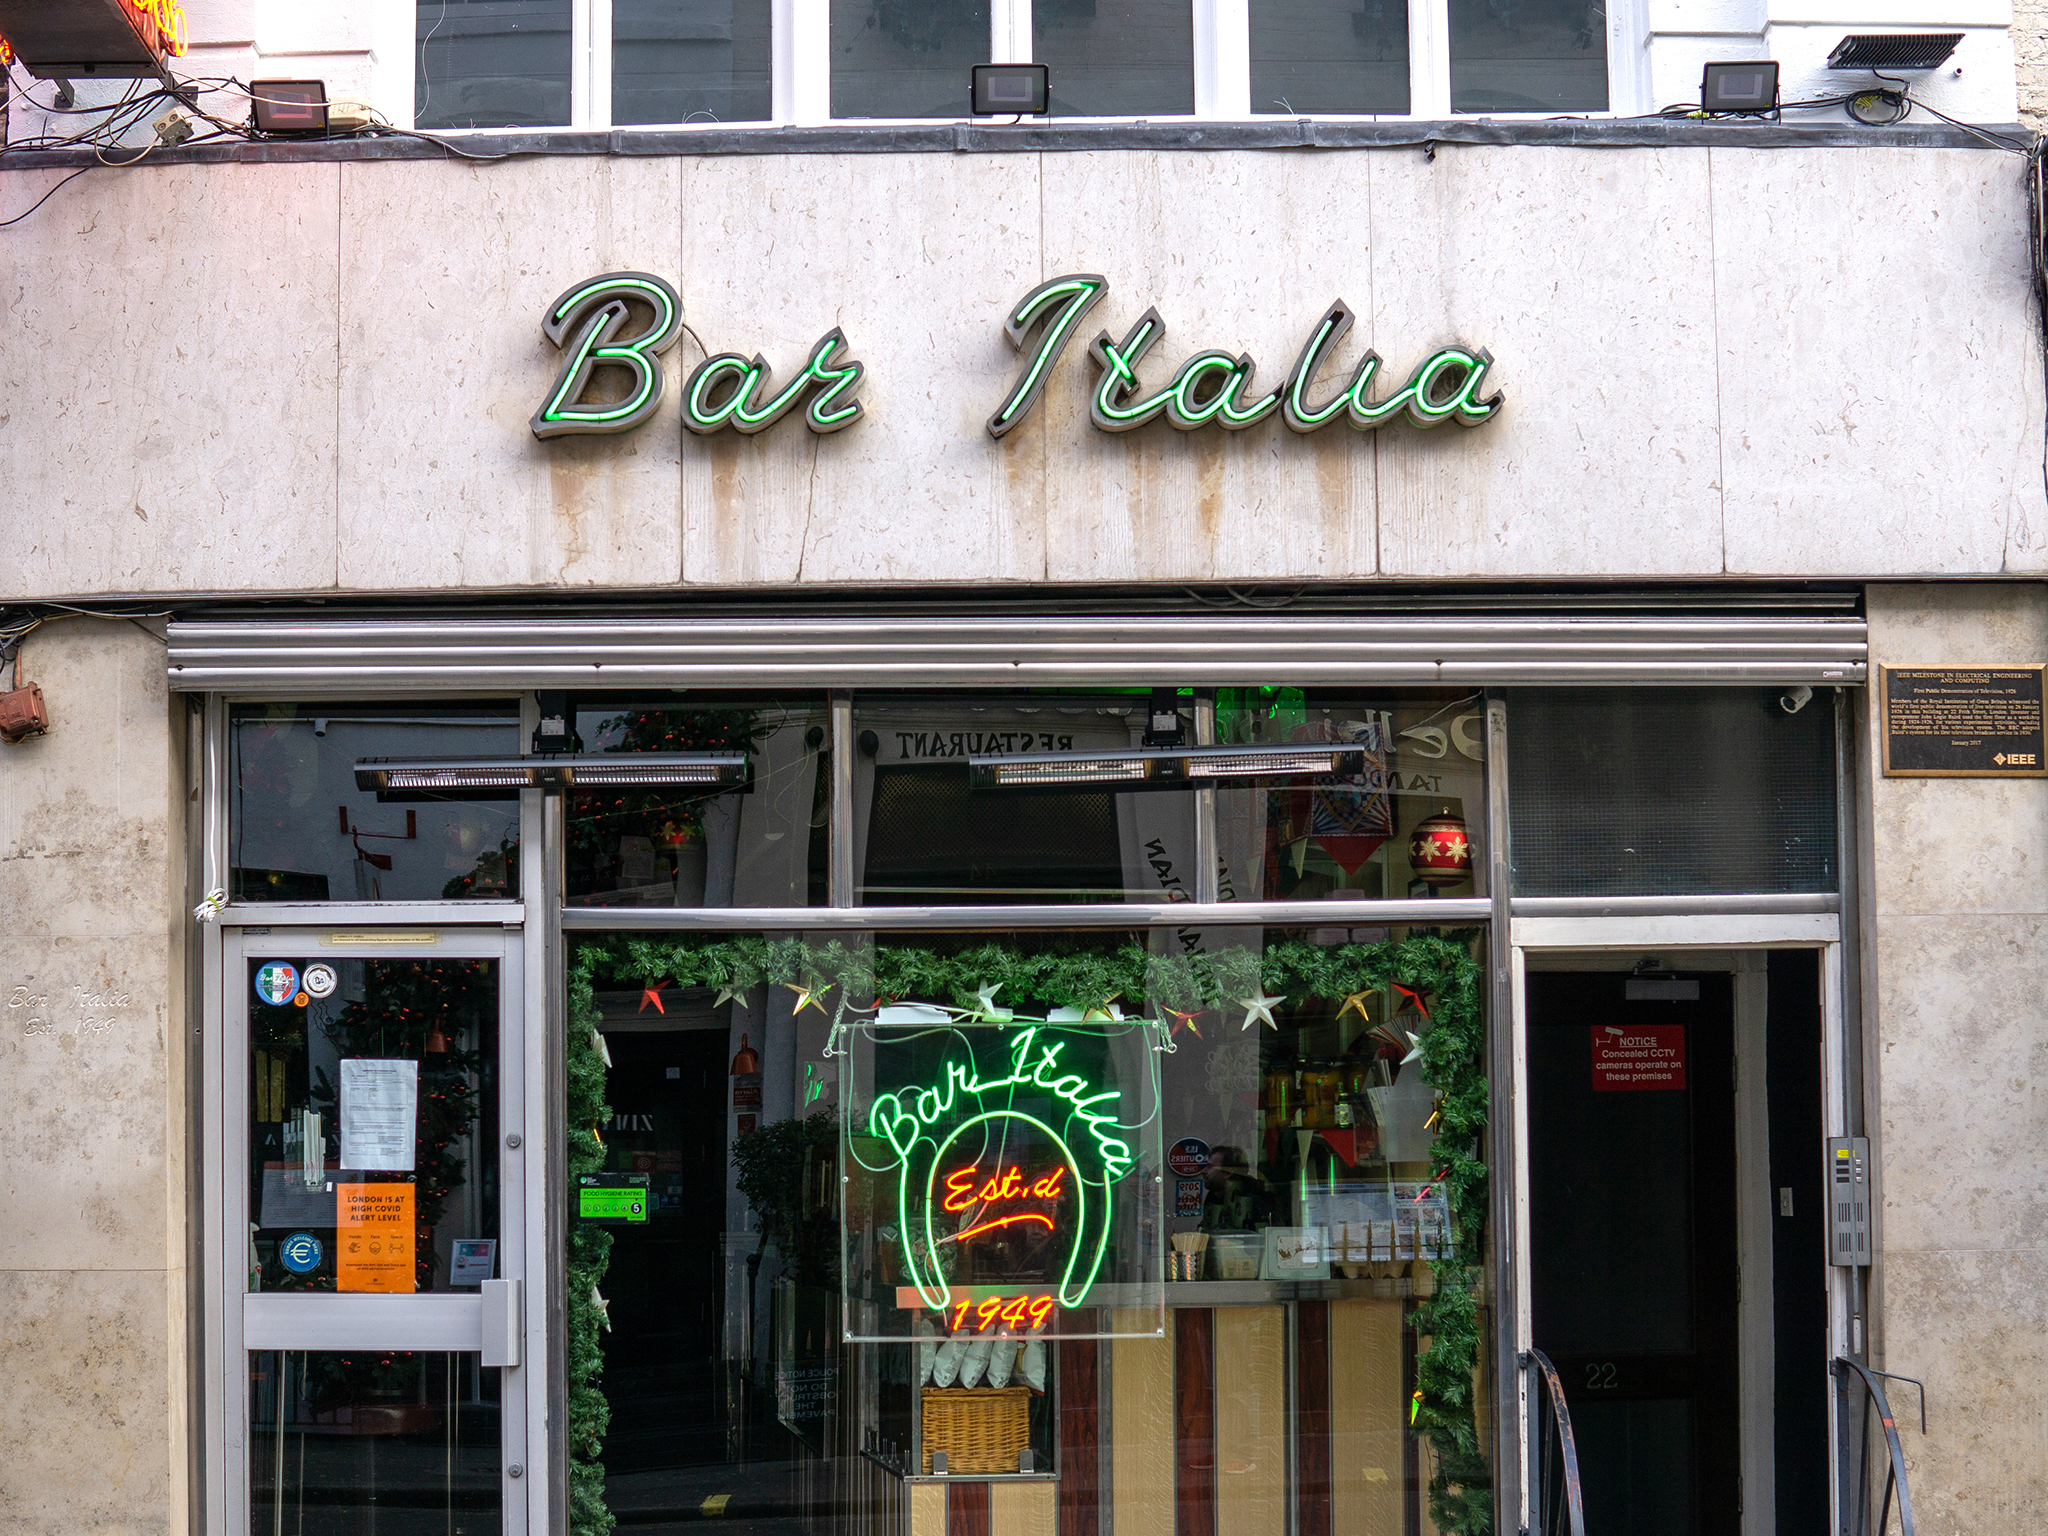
(855, 1022), (1156, 1329)
(987, 273), (1502, 438)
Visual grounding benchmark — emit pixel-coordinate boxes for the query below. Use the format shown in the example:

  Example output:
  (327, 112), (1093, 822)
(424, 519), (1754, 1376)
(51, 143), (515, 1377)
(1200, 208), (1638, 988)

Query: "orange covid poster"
(336, 1182), (416, 1293)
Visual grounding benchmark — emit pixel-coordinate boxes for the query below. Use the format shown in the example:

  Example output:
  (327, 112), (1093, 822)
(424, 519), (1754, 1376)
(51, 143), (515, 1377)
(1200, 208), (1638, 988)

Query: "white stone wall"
(0, 144), (2041, 599)
(1863, 582), (2048, 1532)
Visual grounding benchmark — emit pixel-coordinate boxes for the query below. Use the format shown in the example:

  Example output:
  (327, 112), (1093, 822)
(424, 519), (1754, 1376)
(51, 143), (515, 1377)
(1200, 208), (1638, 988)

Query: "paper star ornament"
(1239, 992), (1285, 1031)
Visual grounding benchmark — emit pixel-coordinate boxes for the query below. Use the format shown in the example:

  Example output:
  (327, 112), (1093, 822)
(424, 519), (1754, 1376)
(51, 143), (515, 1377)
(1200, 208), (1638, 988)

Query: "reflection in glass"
(830, 0), (988, 118)
(250, 1351), (500, 1534)
(614, 0), (772, 124)
(248, 958), (498, 1294)
(1448, 0), (1608, 113)
(416, 0), (574, 128)
(1250, 0), (1409, 115)
(852, 695), (1195, 904)
(564, 696), (828, 907)
(230, 702), (521, 903)
(1035, 0), (1194, 116)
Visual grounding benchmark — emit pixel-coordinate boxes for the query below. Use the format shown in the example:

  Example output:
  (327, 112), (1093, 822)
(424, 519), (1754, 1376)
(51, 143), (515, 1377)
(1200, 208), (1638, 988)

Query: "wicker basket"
(921, 1386), (1031, 1474)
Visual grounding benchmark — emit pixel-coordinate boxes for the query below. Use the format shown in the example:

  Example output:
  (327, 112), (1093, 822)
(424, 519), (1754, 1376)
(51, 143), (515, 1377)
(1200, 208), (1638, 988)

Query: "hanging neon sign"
(987, 273), (1503, 438)
(861, 1024), (1149, 1324)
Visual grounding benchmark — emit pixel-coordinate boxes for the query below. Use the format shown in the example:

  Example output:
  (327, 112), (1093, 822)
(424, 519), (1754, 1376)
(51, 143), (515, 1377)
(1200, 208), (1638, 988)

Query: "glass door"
(217, 926), (529, 1536)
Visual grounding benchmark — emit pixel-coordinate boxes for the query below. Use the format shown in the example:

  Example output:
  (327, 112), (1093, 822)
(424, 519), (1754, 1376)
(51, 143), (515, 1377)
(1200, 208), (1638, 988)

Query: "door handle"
(481, 1278), (522, 1367)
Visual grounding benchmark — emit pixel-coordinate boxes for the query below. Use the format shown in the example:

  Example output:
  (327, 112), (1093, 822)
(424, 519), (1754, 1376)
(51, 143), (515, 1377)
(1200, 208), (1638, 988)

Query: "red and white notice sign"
(1590, 1024), (1687, 1091)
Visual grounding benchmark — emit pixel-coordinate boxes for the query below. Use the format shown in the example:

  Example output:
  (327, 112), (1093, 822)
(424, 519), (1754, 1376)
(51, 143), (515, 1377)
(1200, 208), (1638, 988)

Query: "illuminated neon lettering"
(988, 274), (1108, 438)
(530, 272), (684, 440)
(683, 329), (866, 436)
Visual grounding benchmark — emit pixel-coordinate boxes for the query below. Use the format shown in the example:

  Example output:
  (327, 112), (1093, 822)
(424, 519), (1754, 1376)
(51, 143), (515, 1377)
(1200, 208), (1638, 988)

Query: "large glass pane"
(1250, 0), (1409, 115)
(851, 693), (1196, 905)
(830, 0), (988, 119)
(564, 694), (828, 908)
(250, 1351), (501, 1533)
(416, 0), (573, 128)
(564, 923), (1492, 1532)
(1448, 0), (1608, 113)
(231, 702), (521, 903)
(1507, 687), (1838, 895)
(249, 957), (499, 1294)
(1035, 0), (1195, 116)
(614, 0), (773, 125)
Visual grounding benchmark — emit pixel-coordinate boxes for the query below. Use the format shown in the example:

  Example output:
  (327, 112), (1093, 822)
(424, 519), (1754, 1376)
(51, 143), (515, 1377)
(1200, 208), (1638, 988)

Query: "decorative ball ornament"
(1407, 809), (1473, 887)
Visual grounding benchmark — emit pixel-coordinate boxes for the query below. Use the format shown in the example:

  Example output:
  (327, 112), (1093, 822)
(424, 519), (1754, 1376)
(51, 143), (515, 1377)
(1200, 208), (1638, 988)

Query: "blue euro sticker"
(280, 1232), (322, 1274)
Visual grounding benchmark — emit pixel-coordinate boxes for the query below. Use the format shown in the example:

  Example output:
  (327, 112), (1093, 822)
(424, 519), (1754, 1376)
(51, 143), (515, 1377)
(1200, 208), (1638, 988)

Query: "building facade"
(1, 5), (2044, 1535)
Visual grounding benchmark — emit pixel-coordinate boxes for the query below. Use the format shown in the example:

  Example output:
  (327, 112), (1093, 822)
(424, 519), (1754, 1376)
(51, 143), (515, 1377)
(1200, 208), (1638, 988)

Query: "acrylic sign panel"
(840, 1016), (1164, 1341)
(1590, 1024), (1687, 1092)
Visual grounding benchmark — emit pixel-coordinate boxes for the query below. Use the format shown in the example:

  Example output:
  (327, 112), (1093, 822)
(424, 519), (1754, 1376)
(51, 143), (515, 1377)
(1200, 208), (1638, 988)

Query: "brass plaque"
(1881, 665), (2046, 777)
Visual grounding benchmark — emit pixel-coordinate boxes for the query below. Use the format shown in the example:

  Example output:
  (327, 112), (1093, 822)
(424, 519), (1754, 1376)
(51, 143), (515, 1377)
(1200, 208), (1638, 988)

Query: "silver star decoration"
(713, 981), (746, 1008)
(1239, 992), (1285, 1031)
(1400, 1030), (1427, 1065)
(590, 1284), (612, 1331)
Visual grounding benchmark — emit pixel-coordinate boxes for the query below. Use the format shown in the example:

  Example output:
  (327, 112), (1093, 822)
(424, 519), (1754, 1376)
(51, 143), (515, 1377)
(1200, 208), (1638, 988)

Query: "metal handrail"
(1835, 1356), (1917, 1536)
(1522, 1348), (1586, 1536)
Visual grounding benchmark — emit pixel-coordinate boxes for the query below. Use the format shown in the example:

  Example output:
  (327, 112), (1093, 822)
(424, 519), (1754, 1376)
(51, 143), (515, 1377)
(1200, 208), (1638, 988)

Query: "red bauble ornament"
(1407, 810), (1473, 887)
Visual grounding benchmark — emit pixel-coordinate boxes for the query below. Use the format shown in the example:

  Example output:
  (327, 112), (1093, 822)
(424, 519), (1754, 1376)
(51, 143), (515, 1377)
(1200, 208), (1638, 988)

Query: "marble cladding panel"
(678, 153), (1046, 585)
(0, 162), (340, 599)
(1873, 914), (2048, 1255)
(1864, 584), (2048, 916)
(1037, 151), (1377, 582)
(338, 156), (685, 589)
(1876, 1247), (2048, 1533)
(1714, 148), (2048, 576)
(1371, 145), (1726, 577)
(0, 1270), (173, 1533)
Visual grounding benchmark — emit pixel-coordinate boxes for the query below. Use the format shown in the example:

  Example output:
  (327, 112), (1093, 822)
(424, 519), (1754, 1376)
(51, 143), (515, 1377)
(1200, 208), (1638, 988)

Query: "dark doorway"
(1767, 950), (1829, 1532)
(1526, 971), (1741, 1535)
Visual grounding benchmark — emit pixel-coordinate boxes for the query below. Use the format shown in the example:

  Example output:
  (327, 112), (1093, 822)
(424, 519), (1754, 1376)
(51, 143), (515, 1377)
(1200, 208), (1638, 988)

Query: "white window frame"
(391, 0), (1638, 133)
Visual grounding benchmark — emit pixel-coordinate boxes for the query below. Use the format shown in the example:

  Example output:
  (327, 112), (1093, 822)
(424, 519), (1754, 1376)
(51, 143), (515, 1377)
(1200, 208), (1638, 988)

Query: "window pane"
(1448, 0), (1607, 112)
(614, 0), (772, 125)
(1250, 0), (1409, 115)
(1036, 0), (1194, 116)
(230, 702), (521, 903)
(830, 0), (987, 119)
(416, 0), (573, 128)
(564, 695), (828, 908)
(1507, 688), (1838, 896)
(250, 1351), (500, 1528)
(249, 957), (499, 1294)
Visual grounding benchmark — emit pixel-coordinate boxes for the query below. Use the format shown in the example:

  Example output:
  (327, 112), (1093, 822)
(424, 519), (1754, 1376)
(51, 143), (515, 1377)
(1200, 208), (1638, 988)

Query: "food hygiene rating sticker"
(254, 963), (299, 1007)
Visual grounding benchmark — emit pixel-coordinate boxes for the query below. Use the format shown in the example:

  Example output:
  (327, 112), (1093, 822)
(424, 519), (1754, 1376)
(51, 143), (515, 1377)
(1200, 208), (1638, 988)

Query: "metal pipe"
(830, 692), (855, 907)
(1484, 690), (1521, 1534)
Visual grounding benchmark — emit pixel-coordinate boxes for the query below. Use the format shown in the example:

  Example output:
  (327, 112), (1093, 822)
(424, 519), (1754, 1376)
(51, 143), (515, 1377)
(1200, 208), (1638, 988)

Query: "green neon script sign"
(866, 1025), (1142, 1315)
(988, 274), (1503, 438)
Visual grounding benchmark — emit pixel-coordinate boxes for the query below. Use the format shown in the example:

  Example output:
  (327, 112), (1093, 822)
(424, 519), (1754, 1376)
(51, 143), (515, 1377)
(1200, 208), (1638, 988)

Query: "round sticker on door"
(254, 962), (300, 1007)
(1167, 1137), (1212, 1178)
(280, 1233), (323, 1273)
(301, 963), (338, 1000)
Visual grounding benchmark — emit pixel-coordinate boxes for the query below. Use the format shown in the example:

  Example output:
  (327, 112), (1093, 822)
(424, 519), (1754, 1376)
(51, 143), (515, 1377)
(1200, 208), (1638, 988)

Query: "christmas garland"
(566, 931), (1490, 1536)
(565, 960), (616, 1536)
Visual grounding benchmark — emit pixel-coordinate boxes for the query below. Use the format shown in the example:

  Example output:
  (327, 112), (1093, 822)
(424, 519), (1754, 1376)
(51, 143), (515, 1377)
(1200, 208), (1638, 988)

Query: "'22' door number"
(1584, 1362), (1620, 1390)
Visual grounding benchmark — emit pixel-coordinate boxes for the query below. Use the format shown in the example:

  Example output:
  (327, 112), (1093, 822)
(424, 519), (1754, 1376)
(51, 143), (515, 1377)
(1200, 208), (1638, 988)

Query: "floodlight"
(1700, 61), (1779, 115)
(355, 754), (752, 800)
(971, 64), (1049, 116)
(250, 79), (328, 135)
(1825, 34), (1961, 73)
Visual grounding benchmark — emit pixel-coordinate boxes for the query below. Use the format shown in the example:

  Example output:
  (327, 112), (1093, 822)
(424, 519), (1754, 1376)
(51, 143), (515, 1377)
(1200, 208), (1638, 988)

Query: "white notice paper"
(339, 1058), (418, 1171)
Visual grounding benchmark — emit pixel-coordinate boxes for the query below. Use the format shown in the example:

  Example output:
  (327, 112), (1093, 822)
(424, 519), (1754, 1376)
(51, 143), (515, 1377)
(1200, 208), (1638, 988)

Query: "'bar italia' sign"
(531, 271), (1503, 442)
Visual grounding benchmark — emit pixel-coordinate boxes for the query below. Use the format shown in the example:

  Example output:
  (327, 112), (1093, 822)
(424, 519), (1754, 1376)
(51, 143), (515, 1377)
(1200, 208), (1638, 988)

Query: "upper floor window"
(412, 0), (1613, 128)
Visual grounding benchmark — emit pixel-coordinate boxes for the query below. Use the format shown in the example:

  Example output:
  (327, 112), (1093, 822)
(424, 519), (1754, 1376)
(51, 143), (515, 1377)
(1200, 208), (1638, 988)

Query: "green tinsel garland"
(565, 962), (616, 1536)
(567, 931), (1491, 1536)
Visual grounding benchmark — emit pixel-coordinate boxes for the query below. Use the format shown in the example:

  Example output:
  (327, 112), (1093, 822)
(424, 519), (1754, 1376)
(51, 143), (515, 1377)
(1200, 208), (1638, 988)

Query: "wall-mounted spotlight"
(971, 63), (1049, 116)
(249, 79), (329, 135)
(1826, 34), (1961, 126)
(355, 754), (752, 800)
(1700, 61), (1779, 116)
(970, 743), (1366, 792)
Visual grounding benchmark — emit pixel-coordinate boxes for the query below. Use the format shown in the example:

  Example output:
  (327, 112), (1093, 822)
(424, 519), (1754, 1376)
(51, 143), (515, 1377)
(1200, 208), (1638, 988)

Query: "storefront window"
(230, 702), (522, 903)
(1507, 687), (1838, 896)
(1446, 0), (1607, 112)
(564, 694), (828, 907)
(613, 0), (773, 124)
(249, 1351), (501, 1531)
(1250, 0), (1411, 115)
(564, 924), (1491, 1534)
(416, 0), (574, 128)
(829, 0), (987, 118)
(1035, 0), (1196, 116)
(248, 957), (500, 1294)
